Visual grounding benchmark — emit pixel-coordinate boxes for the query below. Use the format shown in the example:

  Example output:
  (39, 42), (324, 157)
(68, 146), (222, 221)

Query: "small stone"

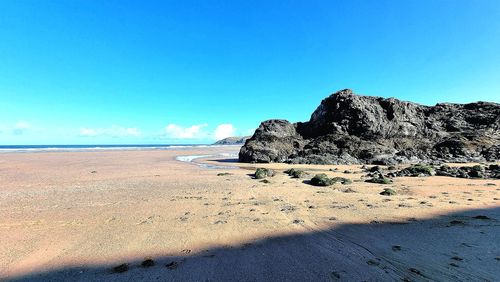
(380, 188), (396, 196)
(141, 258), (155, 268)
(472, 215), (491, 220)
(392, 245), (402, 251)
(112, 263), (129, 273)
(254, 168), (275, 179)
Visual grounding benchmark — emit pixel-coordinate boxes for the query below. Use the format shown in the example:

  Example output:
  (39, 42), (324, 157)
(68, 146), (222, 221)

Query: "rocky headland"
(240, 89), (500, 165)
(214, 136), (250, 145)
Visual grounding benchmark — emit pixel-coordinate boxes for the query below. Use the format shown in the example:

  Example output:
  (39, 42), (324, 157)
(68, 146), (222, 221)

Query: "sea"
(0, 144), (232, 153)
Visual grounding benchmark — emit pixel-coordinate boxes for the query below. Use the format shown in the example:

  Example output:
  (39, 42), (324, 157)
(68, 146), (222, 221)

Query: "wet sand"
(0, 147), (499, 281)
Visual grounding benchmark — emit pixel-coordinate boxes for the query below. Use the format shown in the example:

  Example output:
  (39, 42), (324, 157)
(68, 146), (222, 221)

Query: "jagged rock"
(240, 89), (500, 164)
(386, 164), (500, 179)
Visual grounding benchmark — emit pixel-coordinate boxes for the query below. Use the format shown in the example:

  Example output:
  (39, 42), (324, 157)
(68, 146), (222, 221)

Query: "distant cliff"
(239, 89), (500, 164)
(214, 136), (250, 145)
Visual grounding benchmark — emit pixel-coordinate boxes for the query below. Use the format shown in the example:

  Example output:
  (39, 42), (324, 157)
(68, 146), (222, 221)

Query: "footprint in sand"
(280, 205), (296, 213)
(166, 261), (179, 269)
(366, 259), (380, 266)
(330, 270), (342, 279)
(409, 268), (424, 276)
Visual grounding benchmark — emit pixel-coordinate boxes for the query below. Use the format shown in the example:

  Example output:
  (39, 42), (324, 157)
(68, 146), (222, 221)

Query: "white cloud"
(214, 124), (236, 140)
(80, 128), (98, 137)
(125, 127), (141, 136)
(164, 124), (207, 139)
(12, 121), (31, 135)
(79, 126), (141, 137)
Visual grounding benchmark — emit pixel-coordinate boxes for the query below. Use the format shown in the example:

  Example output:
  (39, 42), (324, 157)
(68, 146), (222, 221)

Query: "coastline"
(0, 144), (241, 154)
(0, 147), (498, 281)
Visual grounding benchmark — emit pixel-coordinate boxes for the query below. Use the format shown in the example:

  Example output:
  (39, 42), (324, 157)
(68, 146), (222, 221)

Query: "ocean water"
(0, 144), (231, 153)
(175, 152), (239, 169)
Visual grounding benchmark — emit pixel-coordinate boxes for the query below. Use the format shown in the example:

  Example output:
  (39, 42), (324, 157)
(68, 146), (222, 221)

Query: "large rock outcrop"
(239, 89), (500, 165)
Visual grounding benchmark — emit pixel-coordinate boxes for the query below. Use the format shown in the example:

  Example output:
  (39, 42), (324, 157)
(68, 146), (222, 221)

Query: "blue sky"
(1, 0), (499, 145)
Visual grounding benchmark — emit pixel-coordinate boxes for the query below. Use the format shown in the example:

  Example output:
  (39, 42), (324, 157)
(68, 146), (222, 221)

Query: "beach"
(0, 146), (499, 281)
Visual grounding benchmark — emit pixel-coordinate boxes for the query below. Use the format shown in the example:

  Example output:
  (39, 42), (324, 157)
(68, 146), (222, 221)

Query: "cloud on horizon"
(162, 123), (239, 141)
(214, 124), (236, 140)
(12, 121), (31, 135)
(163, 123), (208, 139)
(79, 126), (141, 138)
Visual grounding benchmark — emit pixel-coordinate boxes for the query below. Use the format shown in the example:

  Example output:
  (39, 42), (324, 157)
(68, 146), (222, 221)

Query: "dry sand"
(0, 146), (499, 281)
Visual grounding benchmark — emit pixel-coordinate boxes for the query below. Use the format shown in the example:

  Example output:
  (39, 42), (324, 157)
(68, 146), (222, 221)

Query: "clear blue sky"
(1, 0), (499, 145)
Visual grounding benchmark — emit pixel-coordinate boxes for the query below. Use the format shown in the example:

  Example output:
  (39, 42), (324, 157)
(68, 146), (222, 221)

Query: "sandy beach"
(0, 146), (499, 281)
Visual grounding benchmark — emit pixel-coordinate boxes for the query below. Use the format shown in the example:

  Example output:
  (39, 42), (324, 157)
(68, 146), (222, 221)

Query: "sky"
(0, 0), (499, 145)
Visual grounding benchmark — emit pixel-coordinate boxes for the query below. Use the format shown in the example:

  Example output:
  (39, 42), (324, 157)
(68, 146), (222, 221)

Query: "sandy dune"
(0, 147), (499, 281)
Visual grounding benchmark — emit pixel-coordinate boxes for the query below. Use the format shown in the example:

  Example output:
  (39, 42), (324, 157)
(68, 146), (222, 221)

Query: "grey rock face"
(239, 89), (500, 164)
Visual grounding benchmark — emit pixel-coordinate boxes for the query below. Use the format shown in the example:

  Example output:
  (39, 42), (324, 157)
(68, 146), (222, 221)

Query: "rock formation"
(239, 89), (500, 165)
(214, 136), (250, 145)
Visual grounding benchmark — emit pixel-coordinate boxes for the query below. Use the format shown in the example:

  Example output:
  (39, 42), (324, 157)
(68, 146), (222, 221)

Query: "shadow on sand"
(6, 207), (500, 281)
(208, 158), (240, 164)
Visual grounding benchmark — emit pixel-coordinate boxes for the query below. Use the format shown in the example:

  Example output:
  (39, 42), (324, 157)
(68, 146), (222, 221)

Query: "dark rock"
(472, 215), (491, 220)
(254, 168), (275, 179)
(309, 174), (351, 186)
(239, 120), (305, 163)
(380, 188), (397, 196)
(239, 89), (500, 165)
(394, 164), (435, 177)
(284, 168), (307, 178)
(112, 263), (129, 273)
(366, 175), (393, 184)
(332, 177), (352, 185)
(444, 164), (498, 179)
(310, 174), (335, 186)
(141, 258), (155, 268)
(392, 245), (402, 251)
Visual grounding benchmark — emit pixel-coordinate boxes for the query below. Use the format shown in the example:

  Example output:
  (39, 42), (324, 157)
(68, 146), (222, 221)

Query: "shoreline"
(0, 144), (242, 154)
